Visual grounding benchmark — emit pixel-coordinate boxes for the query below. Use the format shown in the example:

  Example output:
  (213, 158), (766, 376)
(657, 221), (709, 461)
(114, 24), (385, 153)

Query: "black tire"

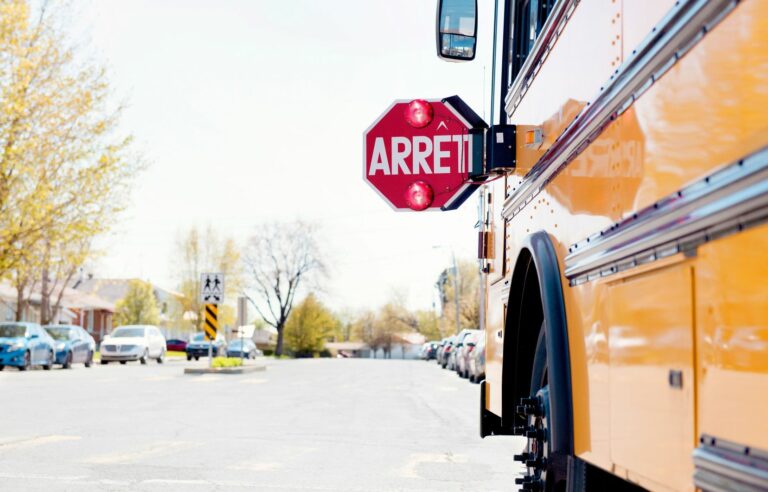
(19, 351), (31, 371)
(186, 354), (192, 361)
(140, 349), (148, 365)
(85, 352), (93, 368)
(101, 360), (108, 365)
(0, 365), (4, 371)
(62, 351), (72, 369)
(43, 351), (53, 370)
(156, 349), (165, 364)
(194, 356), (199, 361)
(515, 324), (572, 492)
(119, 361), (126, 365)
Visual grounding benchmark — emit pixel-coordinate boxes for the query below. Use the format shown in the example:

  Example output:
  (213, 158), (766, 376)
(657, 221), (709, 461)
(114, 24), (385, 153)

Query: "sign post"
(237, 296), (247, 362)
(203, 304), (218, 368)
(200, 273), (224, 368)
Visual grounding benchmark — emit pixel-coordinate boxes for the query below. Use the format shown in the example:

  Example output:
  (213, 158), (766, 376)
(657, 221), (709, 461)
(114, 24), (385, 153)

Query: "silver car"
(453, 329), (481, 377)
(100, 325), (166, 365)
(468, 332), (486, 383)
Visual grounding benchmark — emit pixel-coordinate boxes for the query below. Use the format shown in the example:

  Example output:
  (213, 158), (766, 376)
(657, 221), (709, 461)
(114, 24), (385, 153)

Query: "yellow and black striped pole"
(204, 304), (218, 367)
(204, 304), (218, 340)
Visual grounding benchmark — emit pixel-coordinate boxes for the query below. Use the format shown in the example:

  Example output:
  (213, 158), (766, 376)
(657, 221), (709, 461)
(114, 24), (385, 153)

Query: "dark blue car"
(0, 322), (55, 371)
(44, 325), (95, 369)
(186, 332), (227, 360)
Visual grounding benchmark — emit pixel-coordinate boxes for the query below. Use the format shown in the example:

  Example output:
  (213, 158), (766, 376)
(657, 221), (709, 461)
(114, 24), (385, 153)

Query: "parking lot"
(0, 358), (525, 491)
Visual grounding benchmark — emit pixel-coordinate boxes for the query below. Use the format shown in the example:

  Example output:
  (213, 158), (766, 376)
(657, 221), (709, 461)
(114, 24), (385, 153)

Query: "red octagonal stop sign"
(363, 99), (479, 211)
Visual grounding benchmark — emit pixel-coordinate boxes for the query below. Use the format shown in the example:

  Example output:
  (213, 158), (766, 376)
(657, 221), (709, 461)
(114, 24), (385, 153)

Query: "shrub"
(212, 357), (243, 368)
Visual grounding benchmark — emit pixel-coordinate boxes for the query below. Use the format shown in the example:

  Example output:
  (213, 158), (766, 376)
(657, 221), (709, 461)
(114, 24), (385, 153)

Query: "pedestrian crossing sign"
(200, 273), (225, 304)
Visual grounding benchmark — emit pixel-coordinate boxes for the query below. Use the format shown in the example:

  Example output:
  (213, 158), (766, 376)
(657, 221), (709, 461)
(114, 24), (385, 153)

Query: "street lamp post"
(451, 250), (461, 334)
(433, 245), (461, 334)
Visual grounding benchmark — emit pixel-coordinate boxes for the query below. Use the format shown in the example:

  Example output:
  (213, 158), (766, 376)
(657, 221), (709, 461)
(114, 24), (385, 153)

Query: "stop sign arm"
(364, 96), (505, 211)
(438, 96), (489, 211)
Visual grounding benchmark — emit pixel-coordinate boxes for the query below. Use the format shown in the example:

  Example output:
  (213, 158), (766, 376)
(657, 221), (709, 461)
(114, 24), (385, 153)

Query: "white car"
(100, 325), (166, 365)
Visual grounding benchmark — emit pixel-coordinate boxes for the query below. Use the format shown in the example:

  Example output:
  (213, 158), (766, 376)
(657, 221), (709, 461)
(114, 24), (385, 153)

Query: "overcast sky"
(75, 0), (497, 313)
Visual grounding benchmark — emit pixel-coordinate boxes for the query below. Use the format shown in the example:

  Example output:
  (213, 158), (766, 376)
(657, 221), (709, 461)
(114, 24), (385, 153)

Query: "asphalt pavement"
(0, 357), (525, 491)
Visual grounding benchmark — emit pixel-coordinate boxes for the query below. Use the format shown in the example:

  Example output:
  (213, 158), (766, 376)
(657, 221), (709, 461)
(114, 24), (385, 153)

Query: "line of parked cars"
(420, 328), (485, 383)
(0, 321), (96, 371)
(0, 320), (263, 371)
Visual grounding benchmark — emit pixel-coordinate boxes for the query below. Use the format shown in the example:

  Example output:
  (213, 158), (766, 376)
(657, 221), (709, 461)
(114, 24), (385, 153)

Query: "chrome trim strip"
(503, 0), (579, 117)
(693, 437), (768, 492)
(501, 0), (738, 222)
(565, 146), (768, 285)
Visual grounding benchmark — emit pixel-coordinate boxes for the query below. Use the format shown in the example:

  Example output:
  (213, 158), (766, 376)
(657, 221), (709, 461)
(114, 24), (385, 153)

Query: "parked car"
(468, 332), (486, 383)
(419, 342), (430, 359)
(420, 342), (438, 360)
(456, 329), (482, 378)
(100, 325), (166, 365)
(451, 329), (480, 375)
(438, 336), (455, 369)
(44, 325), (95, 369)
(166, 339), (188, 352)
(186, 332), (227, 360)
(436, 338), (449, 366)
(0, 322), (55, 371)
(226, 338), (261, 359)
(422, 341), (439, 360)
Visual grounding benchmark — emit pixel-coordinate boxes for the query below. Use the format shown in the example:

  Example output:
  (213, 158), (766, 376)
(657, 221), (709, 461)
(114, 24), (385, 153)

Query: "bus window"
(508, 0), (556, 85)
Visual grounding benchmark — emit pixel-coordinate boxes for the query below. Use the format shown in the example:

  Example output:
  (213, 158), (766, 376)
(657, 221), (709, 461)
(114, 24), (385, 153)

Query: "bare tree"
(243, 220), (325, 356)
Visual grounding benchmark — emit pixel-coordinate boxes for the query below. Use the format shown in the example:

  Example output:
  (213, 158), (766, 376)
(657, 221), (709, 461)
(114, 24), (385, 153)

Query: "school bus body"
(481, 0), (768, 490)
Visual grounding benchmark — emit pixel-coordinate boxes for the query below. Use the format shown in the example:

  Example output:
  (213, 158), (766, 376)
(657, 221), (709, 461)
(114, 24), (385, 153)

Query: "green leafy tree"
(284, 294), (336, 357)
(415, 309), (441, 341)
(114, 280), (160, 326)
(0, 1), (139, 281)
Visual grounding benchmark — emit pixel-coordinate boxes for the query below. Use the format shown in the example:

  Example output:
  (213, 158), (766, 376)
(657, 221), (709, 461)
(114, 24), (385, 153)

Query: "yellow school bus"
(436, 0), (768, 490)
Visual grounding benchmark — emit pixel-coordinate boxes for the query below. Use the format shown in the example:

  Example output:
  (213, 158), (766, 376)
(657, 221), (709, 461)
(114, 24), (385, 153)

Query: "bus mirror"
(436, 0), (477, 61)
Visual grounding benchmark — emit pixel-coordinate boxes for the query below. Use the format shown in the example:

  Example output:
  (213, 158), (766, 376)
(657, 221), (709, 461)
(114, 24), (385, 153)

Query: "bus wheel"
(514, 324), (573, 492)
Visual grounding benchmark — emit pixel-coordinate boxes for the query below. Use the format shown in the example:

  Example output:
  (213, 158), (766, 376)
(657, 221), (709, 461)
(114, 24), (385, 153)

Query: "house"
(0, 282), (42, 323)
(370, 331), (427, 359)
(327, 332), (426, 359)
(58, 288), (115, 344)
(325, 341), (372, 358)
(0, 282), (115, 343)
(253, 325), (278, 349)
(73, 277), (186, 339)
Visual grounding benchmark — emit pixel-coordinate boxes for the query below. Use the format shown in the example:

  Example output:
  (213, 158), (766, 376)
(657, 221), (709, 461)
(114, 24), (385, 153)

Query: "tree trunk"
(40, 239), (52, 325)
(275, 323), (285, 356)
(41, 263), (50, 325)
(15, 282), (24, 321)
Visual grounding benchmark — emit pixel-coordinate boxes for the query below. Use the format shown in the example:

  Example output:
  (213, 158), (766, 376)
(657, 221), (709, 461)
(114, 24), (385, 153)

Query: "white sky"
(75, 0), (497, 313)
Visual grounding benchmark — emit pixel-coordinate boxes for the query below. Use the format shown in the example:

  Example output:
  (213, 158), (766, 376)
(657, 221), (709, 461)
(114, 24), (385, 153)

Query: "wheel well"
(502, 248), (544, 431)
(501, 232), (573, 456)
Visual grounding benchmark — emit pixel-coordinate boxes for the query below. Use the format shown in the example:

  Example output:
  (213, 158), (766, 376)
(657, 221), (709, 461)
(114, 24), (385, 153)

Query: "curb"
(183, 365), (267, 375)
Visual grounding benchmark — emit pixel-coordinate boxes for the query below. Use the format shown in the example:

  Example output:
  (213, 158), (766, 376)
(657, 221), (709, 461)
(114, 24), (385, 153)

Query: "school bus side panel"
(695, 223), (768, 450)
(495, 0), (768, 487)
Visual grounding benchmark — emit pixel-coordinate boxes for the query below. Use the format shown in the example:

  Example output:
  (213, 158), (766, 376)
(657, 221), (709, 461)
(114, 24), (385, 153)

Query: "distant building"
(325, 342), (372, 358)
(60, 288), (115, 344)
(73, 278), (186, 339)
(0, 282), (115, 343)
(327, 332), (426, 359)
(384, 332), (426, 359)
(0, 282), (43, 323)
(253, 325), (278, 349)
